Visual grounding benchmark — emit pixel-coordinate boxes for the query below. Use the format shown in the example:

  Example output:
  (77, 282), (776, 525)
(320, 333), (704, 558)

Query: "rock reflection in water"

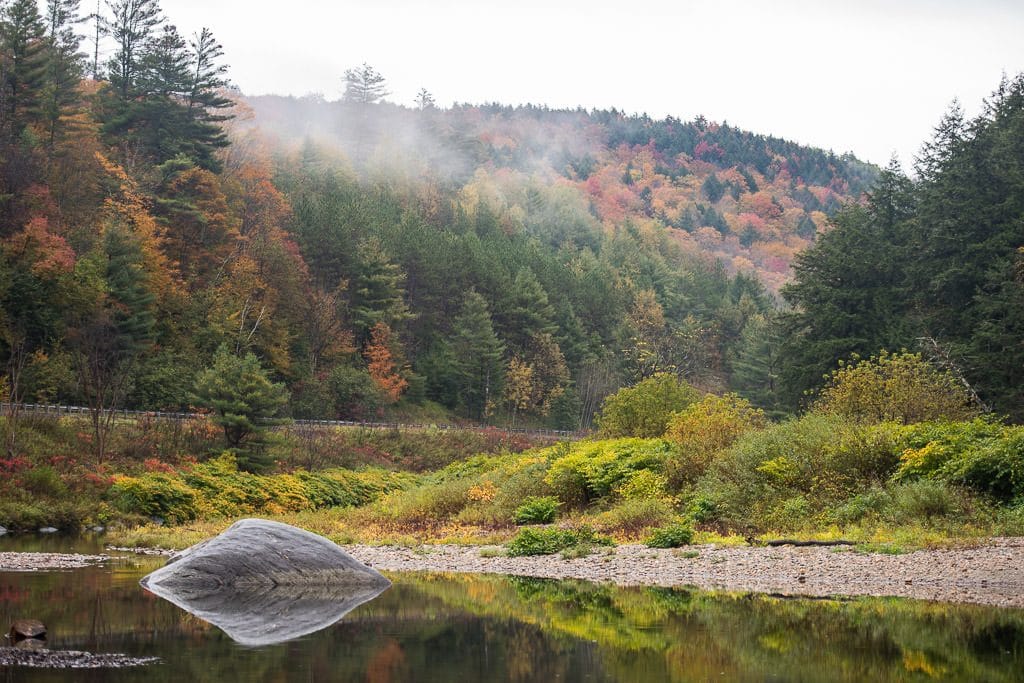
(141, 577), (389, 646)
(138, 519), (392, 646)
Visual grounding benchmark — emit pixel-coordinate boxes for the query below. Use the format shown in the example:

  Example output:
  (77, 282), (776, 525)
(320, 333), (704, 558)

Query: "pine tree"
(105, 0), (161, 99)
(779, 160), (918, 405)
(414, 87), (435, 109)
(42, 0), (85, 148)
(183, 27), (231, 167)
(729, 313), (786, 418)
(1, 0), (48, 137)
(451, 290), (505, 421)
(349, 237), (411, 342)
(193, 343), (289, 469)
(495, 267), (556, 353)
(342, 63), (388, 104)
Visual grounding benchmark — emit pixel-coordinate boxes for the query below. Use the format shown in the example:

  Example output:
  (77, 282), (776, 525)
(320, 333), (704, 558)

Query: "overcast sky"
(153, 0), (1024, 169)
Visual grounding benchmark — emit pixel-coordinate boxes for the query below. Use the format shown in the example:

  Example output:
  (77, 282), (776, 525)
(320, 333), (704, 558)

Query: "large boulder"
(141, 519), (390, 646)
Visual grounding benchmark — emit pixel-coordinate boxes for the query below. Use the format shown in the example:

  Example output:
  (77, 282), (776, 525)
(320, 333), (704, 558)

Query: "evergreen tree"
(729, 312), (785, 418)
(451, 290), (505, 421)
(193, 343), (289, 470)
(66, 225), (156, 460)
(349, 237), (411, 342)
(342, 62), (388, 104)
(105, 0), (161, 99)
(183, 27), (231, 166)
(1, 0), (48, 137)
(495, 267), (557, 353)
(780, 160), (917, 405)
(414, 87), (435, 109)
(42, 0), (85, 148)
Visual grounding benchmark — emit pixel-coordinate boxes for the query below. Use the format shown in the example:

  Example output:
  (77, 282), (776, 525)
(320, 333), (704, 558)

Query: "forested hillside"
(0, 0), (885, 437)
(4, 0), (1022, 436)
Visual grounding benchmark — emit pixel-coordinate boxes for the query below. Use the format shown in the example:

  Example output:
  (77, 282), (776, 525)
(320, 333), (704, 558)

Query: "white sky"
(151, 0), (1024, 168)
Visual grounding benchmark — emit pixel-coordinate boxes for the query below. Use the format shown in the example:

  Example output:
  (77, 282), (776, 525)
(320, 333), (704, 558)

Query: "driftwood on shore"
(762, 539), (857, 547)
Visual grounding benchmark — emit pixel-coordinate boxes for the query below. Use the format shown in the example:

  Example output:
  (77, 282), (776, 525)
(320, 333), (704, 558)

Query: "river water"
(1, 534), (1023, 682)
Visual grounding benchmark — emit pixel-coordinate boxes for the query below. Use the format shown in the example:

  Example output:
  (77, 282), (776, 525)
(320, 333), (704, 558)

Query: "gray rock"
(37, 527), (58, 534)
(0, 526), (7, 535)
(89, 526), (105, 534)
(140, 519), (390, 646)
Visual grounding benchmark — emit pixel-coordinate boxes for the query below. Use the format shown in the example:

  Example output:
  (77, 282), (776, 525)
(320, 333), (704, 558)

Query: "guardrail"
(0, 402), (584, 439)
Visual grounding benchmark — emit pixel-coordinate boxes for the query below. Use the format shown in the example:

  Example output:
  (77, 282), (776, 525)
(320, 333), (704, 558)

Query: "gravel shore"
(3, 540), (1023, 608)
(0, 647), (158, 668)
(0, 552), (108, 571)
(346, 537), (1024, 608)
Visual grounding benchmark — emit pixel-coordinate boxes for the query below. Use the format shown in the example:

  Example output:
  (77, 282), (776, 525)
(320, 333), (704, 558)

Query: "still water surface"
(1, 535), (1023, 682)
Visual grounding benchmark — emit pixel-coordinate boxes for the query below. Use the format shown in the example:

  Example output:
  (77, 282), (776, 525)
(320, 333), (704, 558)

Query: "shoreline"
(3, 539), (1023, 609)
(345, 538), (1024, 609)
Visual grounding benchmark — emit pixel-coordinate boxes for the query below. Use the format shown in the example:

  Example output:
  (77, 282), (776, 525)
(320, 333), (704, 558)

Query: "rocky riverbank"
(0, 552), (108, 571)
(0, 647), (158, 668)
(3, 539), (1023, 608)
(346, 537), (1024, 609)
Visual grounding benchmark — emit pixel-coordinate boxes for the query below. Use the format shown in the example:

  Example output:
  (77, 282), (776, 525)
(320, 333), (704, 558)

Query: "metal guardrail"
(0, 402), (584, 439)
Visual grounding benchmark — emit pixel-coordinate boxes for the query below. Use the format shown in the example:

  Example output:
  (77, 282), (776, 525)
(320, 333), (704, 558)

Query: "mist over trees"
(1, 0), (1021, 438)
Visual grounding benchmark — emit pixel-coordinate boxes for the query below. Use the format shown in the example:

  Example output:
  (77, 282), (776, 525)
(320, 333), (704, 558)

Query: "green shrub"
(664, 394), (766, 488)
(596, 373), (699, 438)
(109, 474), (198, 524)
(377, 477), (474, 525)
(595, 498), (675, 535)
(696, 414), (904, 531)
(514, 496), (560, 524)
(941, 429), (1024, 501)
(887, 480), (962, 524)
(897, 420), (1024, 501)
(645, 522), (694, 548)
(507, 526), (613, 557)
(544, 438), (672, 507)
(765, 495), (813, 530)
(831, 487), (892, 525)
(20, 465), (67, 497)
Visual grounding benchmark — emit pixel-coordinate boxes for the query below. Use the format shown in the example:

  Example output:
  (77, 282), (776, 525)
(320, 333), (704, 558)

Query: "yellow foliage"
(813, 351), (978, 424)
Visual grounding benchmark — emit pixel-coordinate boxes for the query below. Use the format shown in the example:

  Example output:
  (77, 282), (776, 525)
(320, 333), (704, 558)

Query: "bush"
(664, 393), (767, 488)
(896, 419), (1024, 501)
(595, 498), (675, 535)
(109, 474), (198, 524)
(507, 526), (613, 557)
(107, 453), (412, 522)
(514, 496), (560, 524)
(20, 465), (68, 497)
(596, 373), (699, 438)
(544, 438), (672, 507)
(813, 351), (978, 424)
(887, 480), (963, 524)
(645, 522), (694, 548)
(695, 414), (904, 531)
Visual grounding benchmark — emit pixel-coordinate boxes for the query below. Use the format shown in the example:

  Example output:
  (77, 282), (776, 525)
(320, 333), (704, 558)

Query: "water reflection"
(141, 577), (390, 647)
(0, 541), (1022, 682)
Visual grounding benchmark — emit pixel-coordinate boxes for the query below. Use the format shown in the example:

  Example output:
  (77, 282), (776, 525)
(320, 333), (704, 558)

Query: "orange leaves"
(364, 322), (408, 403)
(5, 216), (76, 276)
(94, 151), (172, 291)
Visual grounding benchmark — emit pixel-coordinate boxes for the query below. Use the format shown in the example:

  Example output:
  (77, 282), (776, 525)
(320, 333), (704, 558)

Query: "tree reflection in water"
(1, 561), (1023, 682)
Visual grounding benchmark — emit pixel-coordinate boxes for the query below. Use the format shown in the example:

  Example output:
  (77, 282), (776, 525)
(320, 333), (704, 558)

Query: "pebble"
(0, 647), (158, 668)
(0, 553), (108, 571)
(345, 537), (1024, 608)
